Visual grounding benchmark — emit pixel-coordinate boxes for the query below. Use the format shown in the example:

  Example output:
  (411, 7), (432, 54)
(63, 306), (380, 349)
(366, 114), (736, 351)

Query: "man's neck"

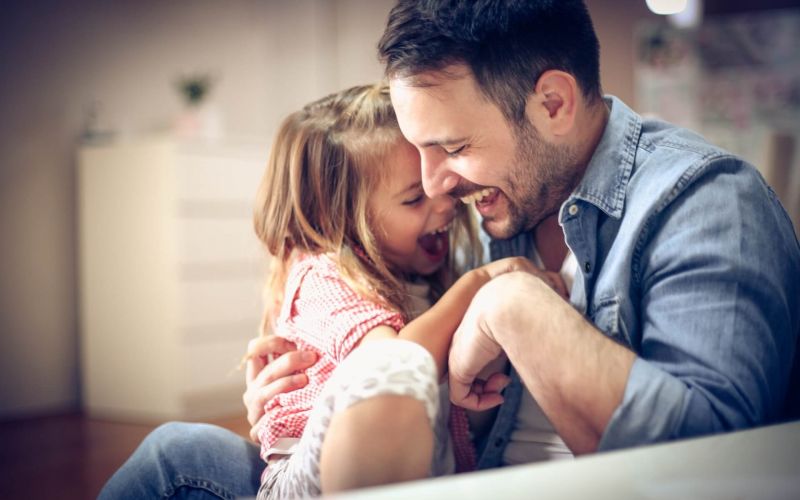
(533, 213), (568, 272)
(532, 97), (607, 272)
(574, 97), (610, 170)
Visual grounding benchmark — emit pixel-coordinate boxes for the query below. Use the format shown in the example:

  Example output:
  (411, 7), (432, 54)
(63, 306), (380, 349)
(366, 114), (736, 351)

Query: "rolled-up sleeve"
(599, 159), (800, 450)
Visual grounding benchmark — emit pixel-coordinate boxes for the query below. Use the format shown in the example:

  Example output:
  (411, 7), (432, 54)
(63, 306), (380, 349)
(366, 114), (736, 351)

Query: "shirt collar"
(567, 95), (641, 219)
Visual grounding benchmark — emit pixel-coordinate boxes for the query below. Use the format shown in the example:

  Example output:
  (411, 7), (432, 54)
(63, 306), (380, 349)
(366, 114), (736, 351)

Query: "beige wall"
(0, 0), (650, 419)
(0, 0), (395, 419)
(587, 0), (658, 105)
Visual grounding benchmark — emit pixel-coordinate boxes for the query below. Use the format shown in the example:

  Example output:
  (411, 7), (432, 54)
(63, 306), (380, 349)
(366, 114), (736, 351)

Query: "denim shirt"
(476, 96), (800, 469)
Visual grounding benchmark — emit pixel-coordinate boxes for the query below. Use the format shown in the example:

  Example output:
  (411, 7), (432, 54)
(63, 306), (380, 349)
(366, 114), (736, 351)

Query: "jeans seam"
(166, 475), (235, 500)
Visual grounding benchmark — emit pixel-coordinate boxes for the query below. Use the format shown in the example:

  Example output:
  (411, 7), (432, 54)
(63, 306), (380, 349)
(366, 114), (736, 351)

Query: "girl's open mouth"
(418, 221), (452, 262)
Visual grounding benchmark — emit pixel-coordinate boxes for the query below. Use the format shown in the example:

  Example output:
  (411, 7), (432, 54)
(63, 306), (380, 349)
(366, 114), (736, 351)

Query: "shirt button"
(568, 204), (579, 216)
(494, 438), (505, 448)
(585, 261), (592, 273)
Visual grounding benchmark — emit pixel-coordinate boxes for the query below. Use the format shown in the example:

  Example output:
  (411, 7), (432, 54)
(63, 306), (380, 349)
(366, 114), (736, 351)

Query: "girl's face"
(368, 140), (456, 277)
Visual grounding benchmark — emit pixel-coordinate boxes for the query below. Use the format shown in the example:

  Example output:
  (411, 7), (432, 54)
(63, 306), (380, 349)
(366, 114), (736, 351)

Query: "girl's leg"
(320, 393), (434, 492)
(98, 422), (263, 500)
(258, 339), (440, 499)
(319, 339), (441, 492)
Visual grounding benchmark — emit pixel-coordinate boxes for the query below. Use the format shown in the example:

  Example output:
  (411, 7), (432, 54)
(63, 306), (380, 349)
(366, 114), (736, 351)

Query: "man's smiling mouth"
(460, 187), (499, 206)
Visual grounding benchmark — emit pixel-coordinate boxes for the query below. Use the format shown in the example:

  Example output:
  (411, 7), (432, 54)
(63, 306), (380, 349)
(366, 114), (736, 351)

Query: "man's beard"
(488, 123), (580, 239)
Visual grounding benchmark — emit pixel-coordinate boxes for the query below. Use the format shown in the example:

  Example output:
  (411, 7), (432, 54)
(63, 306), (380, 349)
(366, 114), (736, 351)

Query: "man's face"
(389, 66), (577, 239)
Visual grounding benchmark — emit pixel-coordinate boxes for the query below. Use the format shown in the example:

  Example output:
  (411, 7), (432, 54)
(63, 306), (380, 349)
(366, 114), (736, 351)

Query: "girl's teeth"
(427, 221), (452, 236)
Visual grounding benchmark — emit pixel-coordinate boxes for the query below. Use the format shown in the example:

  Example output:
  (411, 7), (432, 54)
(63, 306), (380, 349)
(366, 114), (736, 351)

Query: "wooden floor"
(0, 412), (250, 500)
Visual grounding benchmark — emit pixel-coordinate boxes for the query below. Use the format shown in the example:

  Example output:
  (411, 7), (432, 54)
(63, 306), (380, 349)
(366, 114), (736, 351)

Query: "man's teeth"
(460, 188), (494, 205)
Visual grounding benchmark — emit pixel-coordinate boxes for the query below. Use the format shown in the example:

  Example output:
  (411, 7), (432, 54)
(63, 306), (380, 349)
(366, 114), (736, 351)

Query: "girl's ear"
(525, 70), (578, 139)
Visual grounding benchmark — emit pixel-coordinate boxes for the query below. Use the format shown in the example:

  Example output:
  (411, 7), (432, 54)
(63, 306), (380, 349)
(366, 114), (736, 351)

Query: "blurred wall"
(0, 0), (654, 419)
(587, 0), (658, 103)
(0, 0), (395, 419)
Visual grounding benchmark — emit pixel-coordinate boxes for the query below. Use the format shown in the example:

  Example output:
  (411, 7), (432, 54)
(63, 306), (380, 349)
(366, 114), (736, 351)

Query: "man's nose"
(420, 151), (459, 198)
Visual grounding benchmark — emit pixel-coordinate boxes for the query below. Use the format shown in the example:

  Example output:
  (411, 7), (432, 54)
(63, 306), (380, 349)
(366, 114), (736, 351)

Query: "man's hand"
(449, 261), (569, 410)
(244, 335), (317, 443)
(448, 277), (508, 411)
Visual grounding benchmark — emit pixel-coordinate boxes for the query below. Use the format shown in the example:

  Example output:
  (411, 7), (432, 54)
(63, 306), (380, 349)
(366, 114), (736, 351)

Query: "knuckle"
(247, 337), (266, 356)
(287, 350), (305, 366)
(273, 377), (291, 393)
(247, 338), (261, 353)
(262, 365), (279, 384)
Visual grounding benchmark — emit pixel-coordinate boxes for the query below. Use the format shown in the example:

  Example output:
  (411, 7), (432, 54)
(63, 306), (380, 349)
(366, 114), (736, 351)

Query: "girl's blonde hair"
(254, 83), (480, 334)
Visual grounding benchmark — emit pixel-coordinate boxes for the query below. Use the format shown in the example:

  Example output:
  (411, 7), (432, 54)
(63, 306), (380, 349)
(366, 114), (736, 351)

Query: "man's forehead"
(396, 63), (469, 83)
(389, 64), (475, 97)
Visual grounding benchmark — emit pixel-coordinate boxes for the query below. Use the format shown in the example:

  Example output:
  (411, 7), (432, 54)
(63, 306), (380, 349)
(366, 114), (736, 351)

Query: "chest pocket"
(590, 297), (631, 347)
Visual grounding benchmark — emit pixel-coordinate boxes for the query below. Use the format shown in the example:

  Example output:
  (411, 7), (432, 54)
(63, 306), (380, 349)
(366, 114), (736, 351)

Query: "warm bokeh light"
(646, 0), (688, 15)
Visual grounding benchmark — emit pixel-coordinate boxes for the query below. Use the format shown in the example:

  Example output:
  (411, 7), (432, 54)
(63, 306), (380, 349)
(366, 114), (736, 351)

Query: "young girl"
(251, 83), (544, 498)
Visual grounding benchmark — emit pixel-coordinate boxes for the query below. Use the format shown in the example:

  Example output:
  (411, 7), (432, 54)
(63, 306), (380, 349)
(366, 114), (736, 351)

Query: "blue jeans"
(98, 422), (263, 499)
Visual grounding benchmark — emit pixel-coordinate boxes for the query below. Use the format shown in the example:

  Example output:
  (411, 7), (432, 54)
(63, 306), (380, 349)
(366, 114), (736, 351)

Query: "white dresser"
(77, 137), (269, 422)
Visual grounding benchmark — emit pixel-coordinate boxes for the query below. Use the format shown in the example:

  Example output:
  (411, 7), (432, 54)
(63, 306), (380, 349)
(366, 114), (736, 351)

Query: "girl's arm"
(398, 266), (497, 378)
(362, 256), (560, 378)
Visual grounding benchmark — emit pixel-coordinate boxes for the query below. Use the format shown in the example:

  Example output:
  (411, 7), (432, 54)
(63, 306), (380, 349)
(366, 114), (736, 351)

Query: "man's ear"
(526, 70), (578, 139)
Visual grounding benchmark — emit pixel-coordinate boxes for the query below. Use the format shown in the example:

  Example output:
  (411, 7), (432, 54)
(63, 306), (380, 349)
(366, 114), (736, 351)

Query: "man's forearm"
(490, 272), (635, 454)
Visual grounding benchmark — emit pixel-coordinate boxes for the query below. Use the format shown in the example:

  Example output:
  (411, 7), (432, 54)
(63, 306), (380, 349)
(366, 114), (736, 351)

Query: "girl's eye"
(445, 145), (466, 157)
(402, 194), (424, 206)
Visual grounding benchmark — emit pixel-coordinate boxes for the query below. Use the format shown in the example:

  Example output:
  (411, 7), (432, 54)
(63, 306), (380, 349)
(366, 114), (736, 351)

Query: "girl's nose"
(431, 194), (456, 214)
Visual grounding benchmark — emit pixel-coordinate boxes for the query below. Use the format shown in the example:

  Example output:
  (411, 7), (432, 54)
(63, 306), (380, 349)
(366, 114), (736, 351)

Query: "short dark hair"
(377, 0), (602, 125)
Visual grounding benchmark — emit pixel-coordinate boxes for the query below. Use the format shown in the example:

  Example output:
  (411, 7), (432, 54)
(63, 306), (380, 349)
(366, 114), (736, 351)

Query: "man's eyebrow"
(420, 136), (468, 148)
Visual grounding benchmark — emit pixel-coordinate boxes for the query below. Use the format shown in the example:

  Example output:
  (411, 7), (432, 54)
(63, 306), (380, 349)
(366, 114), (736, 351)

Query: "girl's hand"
(476, 257), (569, 298)
(243, 335), (317, 443)
(478, 256), (539, 279)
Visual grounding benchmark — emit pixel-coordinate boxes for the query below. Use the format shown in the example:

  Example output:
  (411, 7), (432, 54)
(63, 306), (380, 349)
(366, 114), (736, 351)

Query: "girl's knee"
(343, 394), (433, 434)
(320, 395), (434, 492)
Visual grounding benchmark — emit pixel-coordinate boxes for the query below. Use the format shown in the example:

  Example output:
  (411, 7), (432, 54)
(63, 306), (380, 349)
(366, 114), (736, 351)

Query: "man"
(99, 1), (799, 497)
(378, 0), (799, 461)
